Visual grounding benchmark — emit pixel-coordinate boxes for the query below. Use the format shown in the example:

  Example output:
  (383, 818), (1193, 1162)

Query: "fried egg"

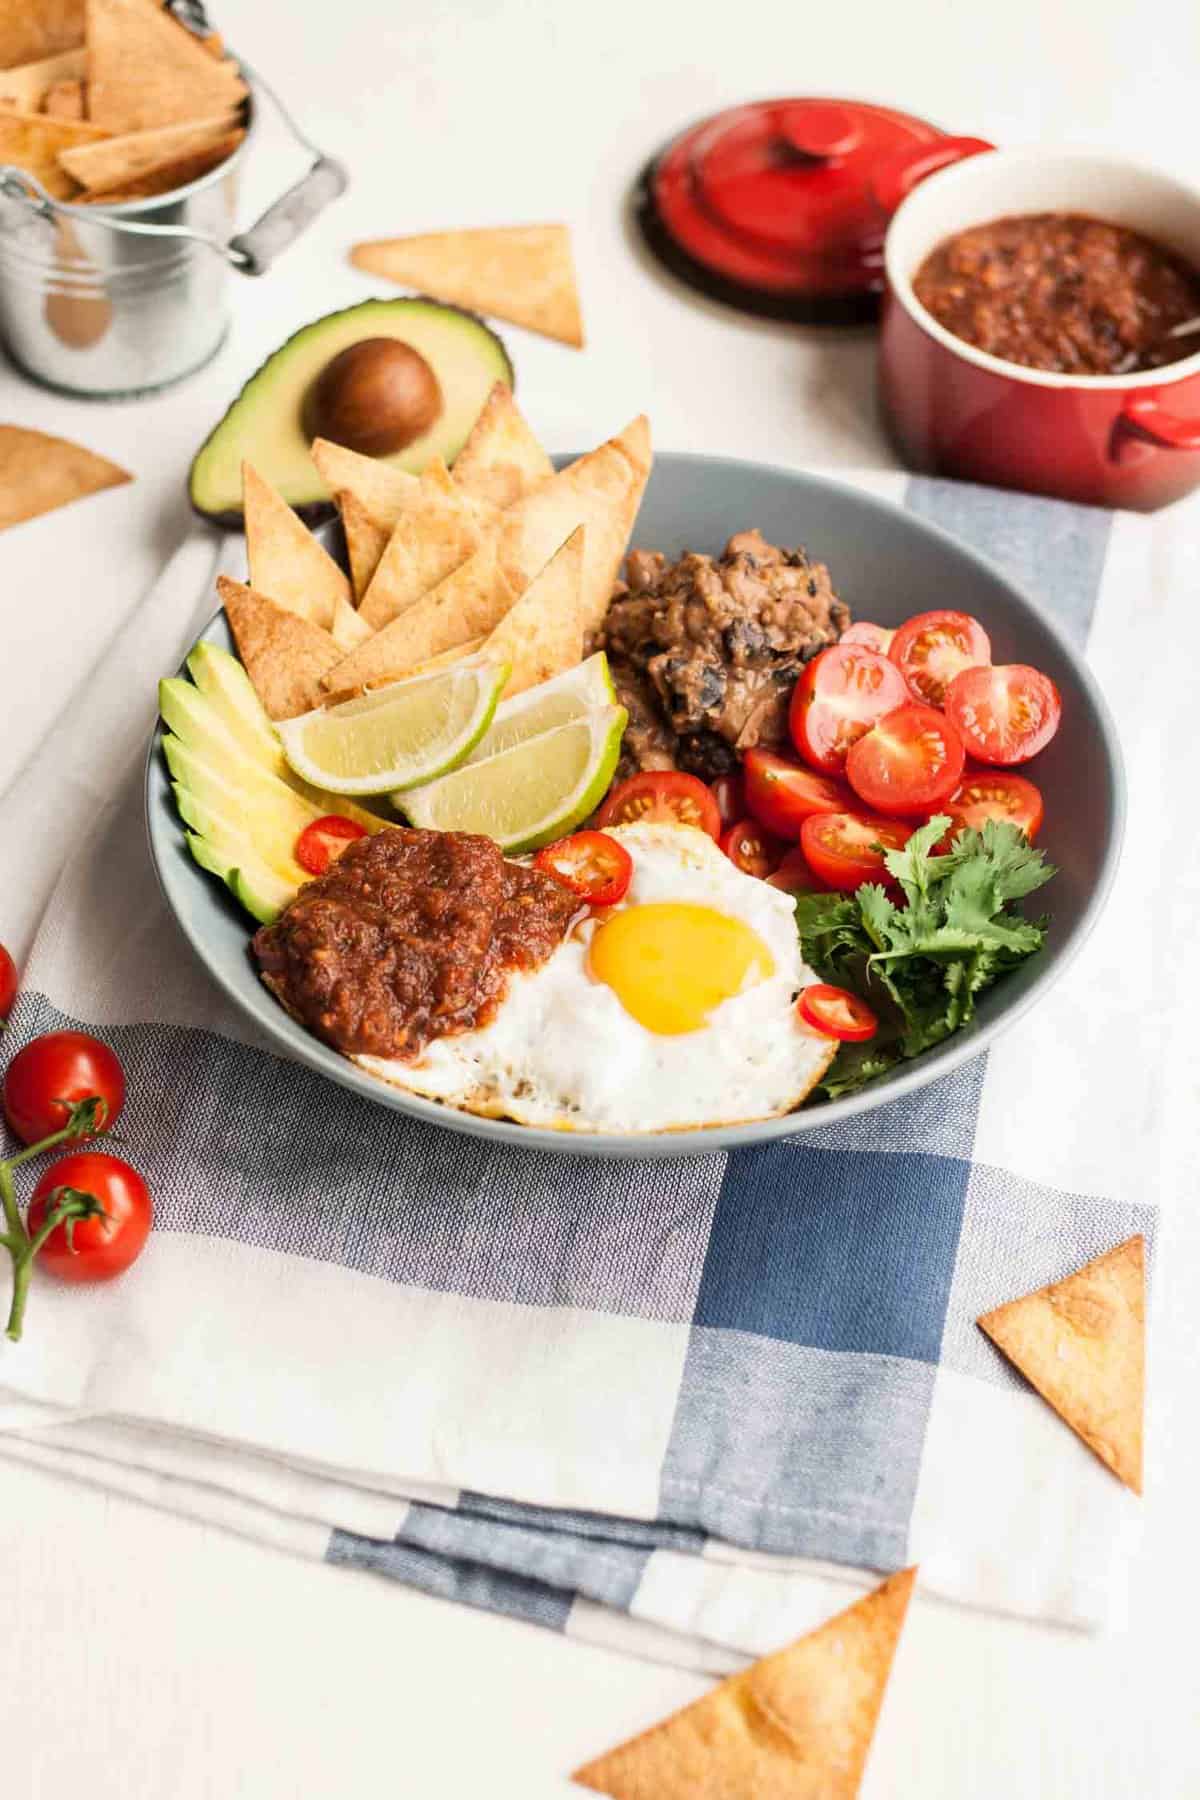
(355, 821), (836, 1134)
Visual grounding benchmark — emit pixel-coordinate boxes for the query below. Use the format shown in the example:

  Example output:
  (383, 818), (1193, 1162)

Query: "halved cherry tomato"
(742, 748), (852, 840)
(766, 846), (825, 894)
(596, 771), (722, 839)
(798, 983), (879, 1042)
(944, 664), (1063, 766)
(944, 770), (1044, 841)
(799, 812), (913, 892)
(719, 818), (783, 879)
(534, 830), (633, 906)
(0, 945), (16, 1023)
(2, 1030), (125, 1147)
(294, 815), (368, 876)
(889, 609), (991, 706)
(27, 1151), (152, 1283)
(710, 772), (745, 829)
(840, 621), (895, 654)
(789, 644), (909, 774)
(845, 703), (966, 818)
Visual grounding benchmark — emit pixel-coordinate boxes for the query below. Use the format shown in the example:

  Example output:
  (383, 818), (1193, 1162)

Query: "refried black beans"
(913, 213), (1200, 376)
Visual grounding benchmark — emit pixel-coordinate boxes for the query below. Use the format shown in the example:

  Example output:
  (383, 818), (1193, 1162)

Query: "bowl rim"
(145, 449), (1127, 1159)
(884, 146), (1200, 392)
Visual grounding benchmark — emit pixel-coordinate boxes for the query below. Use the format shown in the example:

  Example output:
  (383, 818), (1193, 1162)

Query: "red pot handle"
(1118, 391), (1200, 451)
(871, 136), (995, 219)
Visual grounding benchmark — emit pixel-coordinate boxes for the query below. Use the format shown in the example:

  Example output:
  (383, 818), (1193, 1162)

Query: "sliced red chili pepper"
(534, 830), (633, 906)
(798, 983), (879, 1042)
(294, 815), (368, 877)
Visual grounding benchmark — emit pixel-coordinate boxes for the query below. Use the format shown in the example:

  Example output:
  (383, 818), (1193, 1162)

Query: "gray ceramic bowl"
(146, 452), (1124, 1157)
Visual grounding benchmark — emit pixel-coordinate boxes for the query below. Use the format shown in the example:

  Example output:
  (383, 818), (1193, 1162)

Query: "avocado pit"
(307, 337), (443, 457)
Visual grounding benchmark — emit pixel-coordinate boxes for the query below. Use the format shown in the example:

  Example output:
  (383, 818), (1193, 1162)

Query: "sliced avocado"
(171, 773), (310, 886)
(186, 641), (283, 773)
(188, 299), (514, 529)
(185, 830), (294, 926)
(160, 679), (387, 834)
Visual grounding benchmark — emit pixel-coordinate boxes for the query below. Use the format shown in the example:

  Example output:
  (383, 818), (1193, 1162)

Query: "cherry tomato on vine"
(944, 770), (1044, 841)
(789, 644), (909, 774)
(27, 1152), (152, 1283)
(741, 748), (852, 840)
(0, 945), (16, 1023)
(2, 1030), (125, 1147)
(944, 664), (1063, 766)
(799, 812), (913, 893)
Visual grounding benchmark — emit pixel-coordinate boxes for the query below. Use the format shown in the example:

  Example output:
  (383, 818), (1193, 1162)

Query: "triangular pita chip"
(85, 0), (247, 134)
(978, 1236), (1145, 1493)
(0, 2), (83, 69)
(574, 1568), (916, 1799)
(79, 128), (242, 204)
(329, 590), (373, 653)
(358, 462), (498, 632)
(218, 576), (340, 722)
(59, 109), (241, 189)
(323, 415), (650, 688)
(0, 108), (107, 198)
(0, 423), (129, 529)
(309, 438), (420, 531)
(336, 488), (391, 600)
(481, 527), (584, 698)
(243, 462), (350, 633)
(351, 224), (584, 348)
(0, 47), (84, 110)
(42, 77), (85, 117)
(452, 381), (554, 508)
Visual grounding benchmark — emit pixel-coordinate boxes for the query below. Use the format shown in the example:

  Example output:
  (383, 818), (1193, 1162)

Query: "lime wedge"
(466, 652), (616, 764)
(399, 704), (628, 852)
(277, 658), (509, 796)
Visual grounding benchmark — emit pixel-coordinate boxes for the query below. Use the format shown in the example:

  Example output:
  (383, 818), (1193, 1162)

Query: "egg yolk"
(588, 903), (775, 1035)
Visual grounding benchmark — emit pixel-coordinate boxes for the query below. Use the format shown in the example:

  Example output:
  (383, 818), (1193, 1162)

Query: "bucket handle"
(0, 60), (345, 276)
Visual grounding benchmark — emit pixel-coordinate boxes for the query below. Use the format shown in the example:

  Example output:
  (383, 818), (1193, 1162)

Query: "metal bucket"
(0, 65), (345, 399)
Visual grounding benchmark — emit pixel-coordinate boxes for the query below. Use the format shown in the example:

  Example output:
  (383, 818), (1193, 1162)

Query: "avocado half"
(188, 298), (514, 530)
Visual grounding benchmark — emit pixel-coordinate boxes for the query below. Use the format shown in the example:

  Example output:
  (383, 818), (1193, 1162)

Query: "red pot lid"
(636, 97), (979, 323)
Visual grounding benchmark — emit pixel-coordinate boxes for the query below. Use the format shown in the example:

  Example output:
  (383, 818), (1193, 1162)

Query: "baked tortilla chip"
(329, 590), (373, 652)
(481, 526), (583, 697)
(324, 416), (650, 685)
(79, 128), (242, 203)
(243, 461), (350, 634)
(452, 380), (554, 508)
(978, 1236), (1145, 1493)
(59, 109), (241, 189)
(0, 423), (129, 529)
(0, 108), (106, 197)
(352, 224), (584, 349)
(358, 462), (498, 632)
(309, 437), (420, 531)
(0, 46), (83, 110)
(218, 576), (341, 722)
(42, 76), (84, 117)
(0, 1), (83, 69)
(574, 1567), (916, 1799)
(324, 538), (518, 692)
(85, 0), (247, 134)
(336, 489), (390, 600)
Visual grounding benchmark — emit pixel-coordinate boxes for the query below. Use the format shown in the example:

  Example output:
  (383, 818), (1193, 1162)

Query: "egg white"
(355, 822), (836, 1134)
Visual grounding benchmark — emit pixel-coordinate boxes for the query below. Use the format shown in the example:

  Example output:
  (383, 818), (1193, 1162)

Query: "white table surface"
(3, 0), (1198, 1793)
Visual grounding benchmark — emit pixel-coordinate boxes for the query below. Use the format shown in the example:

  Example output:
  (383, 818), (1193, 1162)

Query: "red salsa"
(913, 212), (1200, 376)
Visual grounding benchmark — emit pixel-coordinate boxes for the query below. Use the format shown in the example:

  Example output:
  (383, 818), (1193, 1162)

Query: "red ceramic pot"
(879, 150), (1200, 511)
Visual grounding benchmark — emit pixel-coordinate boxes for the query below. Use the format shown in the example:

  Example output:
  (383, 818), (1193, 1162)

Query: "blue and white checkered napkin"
(0, 471), (1182, 1672)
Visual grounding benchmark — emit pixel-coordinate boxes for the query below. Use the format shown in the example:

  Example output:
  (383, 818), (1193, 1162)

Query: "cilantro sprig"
(795, 816), (1056, 1100)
